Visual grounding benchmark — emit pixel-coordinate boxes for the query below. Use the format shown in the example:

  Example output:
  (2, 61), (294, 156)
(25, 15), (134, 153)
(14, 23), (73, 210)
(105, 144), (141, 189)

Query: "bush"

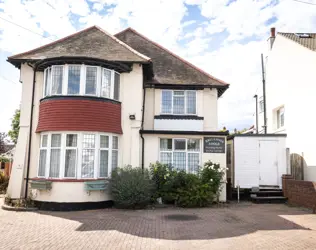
(176, 173), (214, 207)
(150, 161), (225, 207)
(0, 172), (9, 193)
(199, 161), (225, 200)
(110, 166), (154, 209)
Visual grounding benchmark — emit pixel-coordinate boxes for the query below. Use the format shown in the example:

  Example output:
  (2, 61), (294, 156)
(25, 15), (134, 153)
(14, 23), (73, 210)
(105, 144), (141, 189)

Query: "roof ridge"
(94, 26), (150, 61)
(9, 26), (150, 62)
(115, 27), (229, 86)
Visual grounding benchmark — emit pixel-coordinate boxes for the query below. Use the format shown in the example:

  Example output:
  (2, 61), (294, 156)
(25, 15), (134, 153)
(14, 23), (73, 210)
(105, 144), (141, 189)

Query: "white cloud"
(1, 0), (316, 132)
(92, 2), (104, 11)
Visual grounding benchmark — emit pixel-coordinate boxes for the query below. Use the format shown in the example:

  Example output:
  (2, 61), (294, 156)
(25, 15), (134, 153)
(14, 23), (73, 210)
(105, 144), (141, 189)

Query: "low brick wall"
(282, 174), (316, 211)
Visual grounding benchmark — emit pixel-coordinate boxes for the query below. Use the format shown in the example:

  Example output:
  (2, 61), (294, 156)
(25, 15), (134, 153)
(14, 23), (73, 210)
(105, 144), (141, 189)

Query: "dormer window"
(161, 90), (196, 115)
(43, 64), (120, 101)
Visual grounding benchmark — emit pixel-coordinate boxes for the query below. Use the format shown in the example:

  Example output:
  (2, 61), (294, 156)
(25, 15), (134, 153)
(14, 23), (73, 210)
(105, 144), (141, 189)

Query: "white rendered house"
(7, 26), (230, 210)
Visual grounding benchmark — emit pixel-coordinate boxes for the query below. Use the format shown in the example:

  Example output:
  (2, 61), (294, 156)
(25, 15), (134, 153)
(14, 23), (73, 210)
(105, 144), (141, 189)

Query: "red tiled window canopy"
(36, 96), (122, 134)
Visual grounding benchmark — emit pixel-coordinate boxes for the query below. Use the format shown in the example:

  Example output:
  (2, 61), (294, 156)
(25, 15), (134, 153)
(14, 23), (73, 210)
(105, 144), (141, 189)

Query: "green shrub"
(0, 172), (9, 193)
(150, 161), (225, 207)
(199, 161), (225, 200)
(110, 166), (154, 209)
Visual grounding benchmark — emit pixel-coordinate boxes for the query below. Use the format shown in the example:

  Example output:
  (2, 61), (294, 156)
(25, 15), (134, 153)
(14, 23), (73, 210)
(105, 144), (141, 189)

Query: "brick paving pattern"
(0, 200), (315, 249)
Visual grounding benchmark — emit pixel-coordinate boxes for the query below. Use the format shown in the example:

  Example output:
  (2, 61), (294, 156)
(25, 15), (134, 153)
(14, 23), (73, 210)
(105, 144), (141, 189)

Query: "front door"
(259, 140), (278, 186)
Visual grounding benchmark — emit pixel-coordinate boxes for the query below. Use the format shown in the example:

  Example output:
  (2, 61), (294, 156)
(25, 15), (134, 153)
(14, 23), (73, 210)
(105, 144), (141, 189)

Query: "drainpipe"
(24, 60), (42, 199)
(140, 84), (146, 171)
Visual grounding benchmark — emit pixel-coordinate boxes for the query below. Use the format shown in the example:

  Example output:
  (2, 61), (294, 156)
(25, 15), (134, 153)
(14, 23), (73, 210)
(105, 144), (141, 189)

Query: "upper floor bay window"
(43, 65), (120, 100)
(38, 132), (119, 179)
(161, 90), (196, 115)
(159, 138), (201, 173)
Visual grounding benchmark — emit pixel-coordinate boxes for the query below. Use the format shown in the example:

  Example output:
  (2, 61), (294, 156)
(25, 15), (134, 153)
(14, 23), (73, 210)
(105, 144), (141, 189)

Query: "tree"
(8, 109), (20, 144)
(0, 133), (8, 154)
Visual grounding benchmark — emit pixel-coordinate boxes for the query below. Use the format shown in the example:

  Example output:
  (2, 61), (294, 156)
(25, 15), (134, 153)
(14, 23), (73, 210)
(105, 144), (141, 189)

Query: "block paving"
(0, 200), (315, 249)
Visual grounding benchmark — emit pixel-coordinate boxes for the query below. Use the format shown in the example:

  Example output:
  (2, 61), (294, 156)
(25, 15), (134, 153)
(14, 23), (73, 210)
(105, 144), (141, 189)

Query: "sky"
(1, 0), (316, 133)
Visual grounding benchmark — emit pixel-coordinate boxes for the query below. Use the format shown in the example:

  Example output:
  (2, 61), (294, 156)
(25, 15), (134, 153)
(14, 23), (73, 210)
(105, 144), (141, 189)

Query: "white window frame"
(259, 98), (264, 113)
(161, 90), (197, 115)
(64, 134), (78, 179)
(49, 133), (62, 178)
(159, 138), (201, 173)
(99, 135), (110, 178)
(37, 132), (119, 179)
(85, 66), (98, 96)
(38, 133), (49, 178)
(42, 64), (120, 101)
(67, 64), (82, 96)
(276, 107), (285, 129)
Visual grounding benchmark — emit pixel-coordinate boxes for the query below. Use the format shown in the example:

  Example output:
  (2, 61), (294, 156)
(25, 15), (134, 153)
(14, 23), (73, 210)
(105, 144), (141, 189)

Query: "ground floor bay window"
(159, 138), (201, 173)
(38, 132), (119, 179)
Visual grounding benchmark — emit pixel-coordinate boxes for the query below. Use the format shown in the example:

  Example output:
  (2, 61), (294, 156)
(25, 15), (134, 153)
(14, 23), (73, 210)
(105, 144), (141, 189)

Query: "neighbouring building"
(6, 26), (229, 210)
(256, 27), (316, 181)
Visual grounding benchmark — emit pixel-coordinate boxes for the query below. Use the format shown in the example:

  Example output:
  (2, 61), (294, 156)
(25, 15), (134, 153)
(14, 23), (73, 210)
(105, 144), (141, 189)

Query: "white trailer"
(227, 134), (288, 189)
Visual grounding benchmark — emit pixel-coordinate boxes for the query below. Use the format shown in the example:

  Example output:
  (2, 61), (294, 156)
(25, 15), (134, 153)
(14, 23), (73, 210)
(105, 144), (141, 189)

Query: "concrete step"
(251, 190), (283, 197)
(251, 195), (287, 204)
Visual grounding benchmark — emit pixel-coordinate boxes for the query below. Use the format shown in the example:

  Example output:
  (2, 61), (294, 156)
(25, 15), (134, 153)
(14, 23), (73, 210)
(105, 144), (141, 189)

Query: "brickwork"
(282, 175), (316, 211)
(36, 97), (122, 134)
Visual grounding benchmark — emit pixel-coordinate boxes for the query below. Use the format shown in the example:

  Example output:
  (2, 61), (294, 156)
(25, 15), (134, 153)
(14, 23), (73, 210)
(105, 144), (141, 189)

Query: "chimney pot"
(270, 27), (276, 38)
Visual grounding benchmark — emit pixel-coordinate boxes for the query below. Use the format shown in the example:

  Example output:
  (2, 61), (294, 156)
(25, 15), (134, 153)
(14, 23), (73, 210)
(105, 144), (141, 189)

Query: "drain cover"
(164, 214), (199, 221)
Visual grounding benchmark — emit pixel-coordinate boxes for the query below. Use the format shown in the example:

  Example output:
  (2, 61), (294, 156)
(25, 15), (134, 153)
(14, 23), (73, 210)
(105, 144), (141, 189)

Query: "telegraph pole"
(261, 53), (267, 134)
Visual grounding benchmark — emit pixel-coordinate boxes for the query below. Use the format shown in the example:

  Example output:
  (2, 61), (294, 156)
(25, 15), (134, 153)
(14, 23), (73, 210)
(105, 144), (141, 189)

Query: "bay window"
(49, 134), (61, 178)
(38, 134), (48, 177)
(159, 138), (201, 173)
(43, 65), (120, 100)
(161, 90), (196, 115)
(68, 65), (81, 94)
(37, 133), (119, 179)
(64, 134), (77, 178)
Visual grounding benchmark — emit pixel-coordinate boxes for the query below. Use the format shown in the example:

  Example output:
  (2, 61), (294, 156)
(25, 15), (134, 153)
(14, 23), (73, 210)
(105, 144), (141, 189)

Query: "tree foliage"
(0, 133), (8, 154)
(8, 109), (20, 144)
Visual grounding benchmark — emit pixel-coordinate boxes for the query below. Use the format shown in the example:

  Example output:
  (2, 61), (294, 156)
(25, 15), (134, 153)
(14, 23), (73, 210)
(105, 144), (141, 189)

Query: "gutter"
(24, 60), (43, 199)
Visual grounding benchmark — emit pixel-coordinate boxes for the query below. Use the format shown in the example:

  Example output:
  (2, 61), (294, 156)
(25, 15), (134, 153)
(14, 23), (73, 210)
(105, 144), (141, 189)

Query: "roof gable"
(115, 28), (229, 88)
(8, 26), (150, 63)
(278, 33), (316, 51)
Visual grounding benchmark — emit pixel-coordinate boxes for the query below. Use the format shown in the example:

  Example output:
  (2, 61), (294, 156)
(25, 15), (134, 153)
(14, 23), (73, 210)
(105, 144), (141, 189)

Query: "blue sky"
(1, 0), (316, 133)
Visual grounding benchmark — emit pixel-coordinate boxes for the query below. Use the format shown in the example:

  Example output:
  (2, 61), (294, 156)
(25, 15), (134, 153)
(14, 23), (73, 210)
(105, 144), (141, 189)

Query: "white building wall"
(7, 64), (37, 199)
(145, 88), (218, 131)
(120, 63), (143, 167)
(233, 136), (287, 189)
(32, 183), (111, 202)
(265, 35), (316, 180)
(143, 134), (227, 202)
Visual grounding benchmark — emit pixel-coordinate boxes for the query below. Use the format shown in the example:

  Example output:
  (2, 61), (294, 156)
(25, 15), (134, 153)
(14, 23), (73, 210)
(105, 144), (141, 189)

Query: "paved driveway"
(0, 200), (315, 250)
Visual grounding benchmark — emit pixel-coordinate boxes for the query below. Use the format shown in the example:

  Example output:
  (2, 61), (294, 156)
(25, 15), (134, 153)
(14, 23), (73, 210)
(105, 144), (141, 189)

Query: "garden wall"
(282, 174), (316, 211)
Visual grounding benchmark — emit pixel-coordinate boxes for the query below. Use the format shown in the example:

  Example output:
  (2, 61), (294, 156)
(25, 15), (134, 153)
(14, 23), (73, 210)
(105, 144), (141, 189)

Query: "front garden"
(110, 161), (225, 209)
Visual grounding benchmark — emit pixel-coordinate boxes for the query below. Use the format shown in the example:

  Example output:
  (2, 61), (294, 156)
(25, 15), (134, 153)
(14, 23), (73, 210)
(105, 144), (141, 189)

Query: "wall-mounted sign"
(203, 137), (225, 153)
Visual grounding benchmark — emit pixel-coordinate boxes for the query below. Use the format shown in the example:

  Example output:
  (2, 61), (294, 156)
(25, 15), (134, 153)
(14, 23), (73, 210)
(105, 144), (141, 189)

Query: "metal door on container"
(259, 140), (278, 186)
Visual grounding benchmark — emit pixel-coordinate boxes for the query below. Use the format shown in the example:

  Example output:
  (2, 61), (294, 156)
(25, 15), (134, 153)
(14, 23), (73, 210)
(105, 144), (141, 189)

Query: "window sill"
(29, 178), (108, 182)
(155, 115), (204, 120)
(40, 95), (121, 104)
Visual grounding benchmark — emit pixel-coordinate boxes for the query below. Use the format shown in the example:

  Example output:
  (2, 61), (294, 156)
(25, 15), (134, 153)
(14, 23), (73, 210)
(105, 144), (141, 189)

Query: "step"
(250, 190), (283, 197)
(251, 196), (287, 204)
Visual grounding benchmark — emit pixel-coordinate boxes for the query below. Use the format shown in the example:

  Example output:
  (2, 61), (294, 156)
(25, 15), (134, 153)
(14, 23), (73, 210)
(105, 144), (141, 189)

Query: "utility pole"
(253, 95), (258, 134)
(261, 53), (267, 134)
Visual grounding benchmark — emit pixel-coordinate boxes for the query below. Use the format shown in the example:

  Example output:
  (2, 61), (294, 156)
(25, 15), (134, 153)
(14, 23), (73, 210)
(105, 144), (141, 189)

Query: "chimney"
(268, 27), (276, 50)
(270, 27), (276, 38)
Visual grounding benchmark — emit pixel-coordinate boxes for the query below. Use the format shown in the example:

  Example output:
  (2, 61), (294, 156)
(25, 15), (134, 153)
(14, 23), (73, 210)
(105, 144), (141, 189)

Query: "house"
(256, 27), (316, 181)
(6, 26), (229, 210)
